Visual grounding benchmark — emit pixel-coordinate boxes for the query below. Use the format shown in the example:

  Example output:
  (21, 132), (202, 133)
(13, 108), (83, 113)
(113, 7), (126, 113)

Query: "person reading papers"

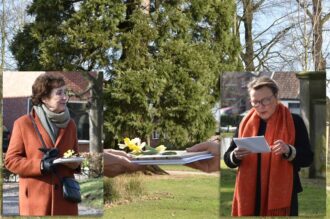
(224, 76), (313, 216)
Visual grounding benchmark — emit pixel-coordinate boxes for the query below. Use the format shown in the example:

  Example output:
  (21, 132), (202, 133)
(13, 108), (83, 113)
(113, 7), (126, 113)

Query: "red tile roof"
(272, 72), (300, 99)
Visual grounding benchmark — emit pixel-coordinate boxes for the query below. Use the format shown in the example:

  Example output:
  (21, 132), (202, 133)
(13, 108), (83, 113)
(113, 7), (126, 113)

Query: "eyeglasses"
(51, 87), (68, 97)
(250, 95), (274, 108)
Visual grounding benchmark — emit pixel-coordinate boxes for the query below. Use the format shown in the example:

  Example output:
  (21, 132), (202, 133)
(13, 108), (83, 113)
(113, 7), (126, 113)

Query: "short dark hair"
(247, 76), (279, 96)
(31, 73), (66, 105)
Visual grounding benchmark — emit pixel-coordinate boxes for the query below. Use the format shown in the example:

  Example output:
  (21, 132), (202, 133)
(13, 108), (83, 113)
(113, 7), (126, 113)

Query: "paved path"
(2, 182), (103, 216)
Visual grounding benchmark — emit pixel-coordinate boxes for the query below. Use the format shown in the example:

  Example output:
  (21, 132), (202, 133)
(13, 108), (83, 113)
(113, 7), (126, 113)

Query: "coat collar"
(31, 109), (67, 148)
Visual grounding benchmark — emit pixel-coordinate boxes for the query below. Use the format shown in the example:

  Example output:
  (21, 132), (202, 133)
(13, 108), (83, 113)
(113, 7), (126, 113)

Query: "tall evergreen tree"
(10, 0), (126, 152)
(10, 0), (241, 149)
(104, 0), (241, 148)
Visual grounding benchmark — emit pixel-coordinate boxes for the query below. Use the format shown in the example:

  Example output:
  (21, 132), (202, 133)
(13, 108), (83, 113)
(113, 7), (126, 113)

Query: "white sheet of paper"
(233, 136), (271, 153)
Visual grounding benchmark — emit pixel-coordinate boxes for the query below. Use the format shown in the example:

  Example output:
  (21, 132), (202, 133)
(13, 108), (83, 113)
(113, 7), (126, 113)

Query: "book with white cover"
(53, 157), (85, 164)
(233, 136), (271, 153)
(131, 151), (214, 165)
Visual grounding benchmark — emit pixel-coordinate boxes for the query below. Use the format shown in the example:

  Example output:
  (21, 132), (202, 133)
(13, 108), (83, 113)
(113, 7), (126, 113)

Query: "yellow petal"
(156, 145), (166, 153)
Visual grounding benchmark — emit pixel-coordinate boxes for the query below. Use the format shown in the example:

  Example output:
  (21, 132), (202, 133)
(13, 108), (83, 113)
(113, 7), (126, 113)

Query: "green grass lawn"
(221, 132), (235, 138)
(220, 167), (326, 217)
(105, 173), (219, 219)
(159, 164), (201, 172)
(80, 178), (103, 209)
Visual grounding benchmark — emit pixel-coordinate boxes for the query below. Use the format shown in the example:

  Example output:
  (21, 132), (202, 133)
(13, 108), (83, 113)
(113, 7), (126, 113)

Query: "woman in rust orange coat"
(5, 73), (80, 216)
(224, 76), (313, 216)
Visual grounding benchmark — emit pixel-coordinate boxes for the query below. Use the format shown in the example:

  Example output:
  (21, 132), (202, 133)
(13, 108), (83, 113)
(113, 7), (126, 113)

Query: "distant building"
(3, 71), (91, 152)
(221, 71), (301, 116)
(272, 72), (300, 114)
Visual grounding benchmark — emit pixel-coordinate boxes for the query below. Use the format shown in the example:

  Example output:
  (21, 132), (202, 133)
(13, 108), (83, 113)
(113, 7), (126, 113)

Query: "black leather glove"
(40, 148), (59, 174)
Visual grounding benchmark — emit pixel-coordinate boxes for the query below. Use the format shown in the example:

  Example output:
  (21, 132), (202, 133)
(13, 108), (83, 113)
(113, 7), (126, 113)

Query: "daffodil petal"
(131, 137), (141, 145)
(118, 144), (127, 149)
(124, 138), (131, 145)
(156, 145), (166, 153)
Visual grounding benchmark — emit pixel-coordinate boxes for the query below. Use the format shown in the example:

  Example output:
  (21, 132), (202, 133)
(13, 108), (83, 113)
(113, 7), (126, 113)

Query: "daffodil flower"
(155, 145), (166, 153)
(118, 137), (146, 154)
(63, 149), (76, 158)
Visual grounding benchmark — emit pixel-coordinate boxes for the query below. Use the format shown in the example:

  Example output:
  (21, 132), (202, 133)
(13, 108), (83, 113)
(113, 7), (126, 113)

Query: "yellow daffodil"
(118, 137), (146, 154)
(63, 149), (76, 158)
(155, 145), (166, 153)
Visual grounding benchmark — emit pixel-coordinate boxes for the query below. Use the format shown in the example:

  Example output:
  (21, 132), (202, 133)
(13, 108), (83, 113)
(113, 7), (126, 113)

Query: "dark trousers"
(290, 192), (298, 216)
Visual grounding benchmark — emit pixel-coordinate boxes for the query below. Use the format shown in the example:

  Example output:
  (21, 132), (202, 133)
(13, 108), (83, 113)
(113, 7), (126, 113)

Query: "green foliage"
(9, 0), (241, 149)
(10, 0), (125, 71)
(104, 0), (241, 148)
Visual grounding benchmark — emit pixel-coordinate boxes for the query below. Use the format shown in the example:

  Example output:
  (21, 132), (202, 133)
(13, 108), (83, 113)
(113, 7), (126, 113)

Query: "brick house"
(3, 71), (91, 152)
(221, 71), (301, 115)
(272, 72), (300, 114)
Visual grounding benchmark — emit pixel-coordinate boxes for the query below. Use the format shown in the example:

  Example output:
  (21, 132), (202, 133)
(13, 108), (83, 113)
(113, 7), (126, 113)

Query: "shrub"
(81, 152), (103, 178)
(104, 173), (146, 204)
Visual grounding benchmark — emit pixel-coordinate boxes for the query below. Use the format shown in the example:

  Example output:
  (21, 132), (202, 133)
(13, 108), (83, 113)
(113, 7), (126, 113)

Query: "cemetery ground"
(220, 160), (326, 217)
(104, 165), (219, 219)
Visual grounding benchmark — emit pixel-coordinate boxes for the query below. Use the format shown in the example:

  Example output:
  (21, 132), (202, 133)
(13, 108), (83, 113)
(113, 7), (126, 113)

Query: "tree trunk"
(242, 0), (255, 71)
(312, 0), (326, 71)
(1, 0), (5, 156)
(1, 0), (5, 70)
(89, 71), (103, 153)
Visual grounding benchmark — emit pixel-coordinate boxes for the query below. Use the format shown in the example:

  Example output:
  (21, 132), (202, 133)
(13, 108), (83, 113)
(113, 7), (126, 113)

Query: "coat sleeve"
(223, 127), (241, 168)
(291, 114), (314, 168)
(5, 120), (42, 177)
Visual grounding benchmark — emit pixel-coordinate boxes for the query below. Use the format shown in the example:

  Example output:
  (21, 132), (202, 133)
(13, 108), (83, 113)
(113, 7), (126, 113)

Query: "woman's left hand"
(61, 162), (80, 170)
(272, 139), (290, 155)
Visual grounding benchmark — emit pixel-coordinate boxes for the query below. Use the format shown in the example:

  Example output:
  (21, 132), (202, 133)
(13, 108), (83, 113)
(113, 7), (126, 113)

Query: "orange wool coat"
(5, 110), (79, 216)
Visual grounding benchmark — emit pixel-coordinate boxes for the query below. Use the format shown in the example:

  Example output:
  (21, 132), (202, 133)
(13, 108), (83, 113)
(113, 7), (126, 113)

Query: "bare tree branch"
(254, 13), (295, 41)
(296, 0), (313, 19)
(254, 24), (295, 70)
(321, 12), (330, 25)
(252, 0), (266, 11)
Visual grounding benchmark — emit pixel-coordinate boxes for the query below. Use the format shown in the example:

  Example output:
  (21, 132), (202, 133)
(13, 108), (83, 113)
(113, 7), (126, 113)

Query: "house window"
(152, 130), (160, 139)
(27, 98), (89, 140)
(288, 102), (300, 115)
(67, 102), (89, 140)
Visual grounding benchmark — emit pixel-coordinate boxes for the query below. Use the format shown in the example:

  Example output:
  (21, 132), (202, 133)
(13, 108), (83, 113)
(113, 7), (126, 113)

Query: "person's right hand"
(41, 156), (57, 173)
(103, 149), (145, 177)
(41, 148), (59, 174)
(233, 147), (251, 160)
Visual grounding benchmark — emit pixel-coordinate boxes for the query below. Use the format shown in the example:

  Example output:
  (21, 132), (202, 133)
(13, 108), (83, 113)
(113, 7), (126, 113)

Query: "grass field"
(105, 166), (219, 219)
(80, 178), (103, 209)
(155, 165), (201, 172)
(220, 165), (326, 217)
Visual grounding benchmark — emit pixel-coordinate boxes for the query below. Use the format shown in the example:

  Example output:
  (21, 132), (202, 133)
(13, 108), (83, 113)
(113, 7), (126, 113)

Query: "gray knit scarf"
(33, 104), (70, 144)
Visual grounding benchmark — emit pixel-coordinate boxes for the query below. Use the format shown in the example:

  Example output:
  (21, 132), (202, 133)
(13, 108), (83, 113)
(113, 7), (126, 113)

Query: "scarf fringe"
(267, 207), (291, 216)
